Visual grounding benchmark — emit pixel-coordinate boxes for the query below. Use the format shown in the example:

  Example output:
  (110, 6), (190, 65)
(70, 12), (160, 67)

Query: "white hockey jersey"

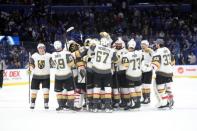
(91, 44), (118, 74)
(116, 48), (128, 71)
(30, 52), (51, 76)
(141, 48), (154, 72)
(51, 50), (73, 78)
(86, 47), (95, 69)
(152, 47), (173, 76)
(123, 50), (143, 80)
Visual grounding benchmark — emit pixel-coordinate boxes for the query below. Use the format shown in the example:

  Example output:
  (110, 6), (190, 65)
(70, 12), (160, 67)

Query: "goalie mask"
(68, 40), (80, 52)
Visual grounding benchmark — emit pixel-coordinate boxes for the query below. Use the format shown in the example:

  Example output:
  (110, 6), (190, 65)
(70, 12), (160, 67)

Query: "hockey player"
(67, 40), (87, 110)
(90, 37), (119, 112)
(82, 38), (99, 111)
(152, 39), (175, 109)
(29, 43), (52, 109)
(122, 39), (143, 110)
(0, 58), (6, 89)
(141, 40), (154, 104)
(52, 41), (75, 111)
(112, 38), (128, 108)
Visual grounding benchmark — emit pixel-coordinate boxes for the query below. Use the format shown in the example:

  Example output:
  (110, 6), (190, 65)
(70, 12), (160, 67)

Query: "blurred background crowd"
(0, 0), (196, 69)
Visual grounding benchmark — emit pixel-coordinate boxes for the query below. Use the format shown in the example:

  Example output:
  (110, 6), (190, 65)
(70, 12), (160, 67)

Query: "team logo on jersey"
(38, 60), (45, 69)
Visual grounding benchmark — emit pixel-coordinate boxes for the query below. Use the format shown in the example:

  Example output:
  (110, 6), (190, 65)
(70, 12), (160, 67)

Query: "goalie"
(152, 39), (175, 109)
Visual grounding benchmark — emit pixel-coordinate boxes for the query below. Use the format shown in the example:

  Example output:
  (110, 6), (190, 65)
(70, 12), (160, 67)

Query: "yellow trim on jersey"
(68, 61), (74, 67)
(76, 61), (85, 67)
(75, 50), (81, 58)
(144, 48), (153, 53)
(152, 61), (160, 69)
(123, 63), (129, 68)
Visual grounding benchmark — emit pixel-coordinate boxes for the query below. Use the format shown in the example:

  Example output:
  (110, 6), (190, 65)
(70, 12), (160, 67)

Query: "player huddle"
(29, 32), (175, 113)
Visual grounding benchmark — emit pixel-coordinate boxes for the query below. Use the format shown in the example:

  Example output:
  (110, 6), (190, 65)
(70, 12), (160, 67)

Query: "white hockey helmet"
(128, 39), (136, 49)
(141, 40), (149, 47)
(37, 43), (45, 49)
(114, 37), (125, 48)
(100, 37), (110, 47)
(54, 40), (62, 50)
(91, 38), (100, 45)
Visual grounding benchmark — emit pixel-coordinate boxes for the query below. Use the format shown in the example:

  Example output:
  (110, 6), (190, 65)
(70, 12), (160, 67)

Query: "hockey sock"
(67, 90), (75, 108)
(31, 90), (38, 104)
(136, 87), (142, 104)
(113, 88), (120, 103)
(43, 88), (49, 104)
(93, 87), (100, 99)
(104, 87), (112, 108)
(142, 88), (146, 99)
(87, 89), (93, 100)
(56, 93), (64, 107)
(62, 89), (68, 107)
(100, 89), (105, 103)
(92, 87), (101, 109)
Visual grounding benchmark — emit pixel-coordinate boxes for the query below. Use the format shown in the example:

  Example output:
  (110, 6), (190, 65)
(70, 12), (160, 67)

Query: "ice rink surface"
(0, 78), (197, 131)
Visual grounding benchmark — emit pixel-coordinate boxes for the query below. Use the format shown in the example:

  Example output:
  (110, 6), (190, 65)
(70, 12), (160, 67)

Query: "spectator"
(188, 52), (197, 65)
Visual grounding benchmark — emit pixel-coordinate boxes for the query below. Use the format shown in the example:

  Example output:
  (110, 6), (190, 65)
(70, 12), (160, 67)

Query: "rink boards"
(3, 65), (197, 86)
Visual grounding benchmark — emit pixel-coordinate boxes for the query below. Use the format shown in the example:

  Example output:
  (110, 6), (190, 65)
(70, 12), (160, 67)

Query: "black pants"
(0, 70), (3, 88)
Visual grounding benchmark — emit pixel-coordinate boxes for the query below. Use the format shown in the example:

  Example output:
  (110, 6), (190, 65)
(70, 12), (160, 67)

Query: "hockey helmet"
(54, 41), (62, 50)
(128, 39), (136, 49)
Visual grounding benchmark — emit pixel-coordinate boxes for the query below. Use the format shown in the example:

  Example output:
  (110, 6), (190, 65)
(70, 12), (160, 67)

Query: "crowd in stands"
(0, 1), (196, 69)
(0, 0), (193, 5)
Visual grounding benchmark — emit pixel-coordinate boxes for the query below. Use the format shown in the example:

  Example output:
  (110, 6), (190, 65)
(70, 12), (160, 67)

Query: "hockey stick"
(152, 77), (162, 107)
(64, 26), (74, 50)
(81, 68), (89, 111)
(28, 52), (31, 103)
(114, 64), (119, 92)
(64, 26), (79, 102)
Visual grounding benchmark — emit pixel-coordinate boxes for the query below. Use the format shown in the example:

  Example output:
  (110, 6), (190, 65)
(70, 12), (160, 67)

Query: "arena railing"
(0, 4), (191, 12)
